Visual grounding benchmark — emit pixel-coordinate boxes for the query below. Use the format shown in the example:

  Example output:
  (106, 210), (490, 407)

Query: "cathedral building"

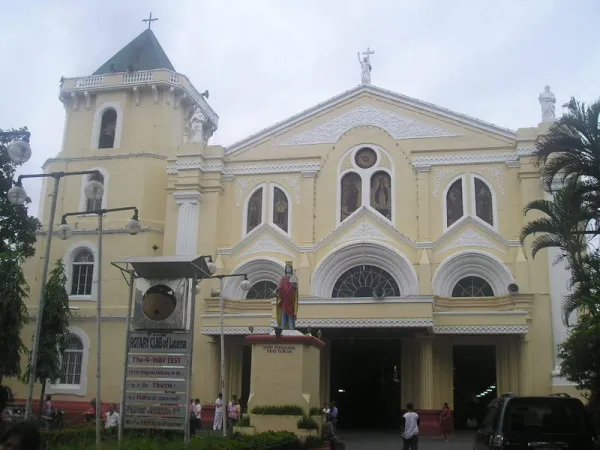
(11, 27), (575, 429)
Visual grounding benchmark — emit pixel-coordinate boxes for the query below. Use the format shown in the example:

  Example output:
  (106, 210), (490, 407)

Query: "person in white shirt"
(401, 402), (419, 450)
(105, 403), (119, 429)
(213, 393), (224, 431)
(194, 398), (201, 431)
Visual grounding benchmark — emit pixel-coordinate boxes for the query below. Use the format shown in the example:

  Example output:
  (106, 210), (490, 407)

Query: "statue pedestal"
(246, 333), (324, 433)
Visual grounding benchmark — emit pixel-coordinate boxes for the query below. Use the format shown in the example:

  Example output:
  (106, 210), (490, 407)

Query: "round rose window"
(354, 147), (377, 169)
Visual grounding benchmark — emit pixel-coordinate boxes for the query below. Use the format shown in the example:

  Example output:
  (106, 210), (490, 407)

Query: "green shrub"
(308, 407), (322, 416)
(251, 404), (304, 415)
(44, 429), (300, 450)
(237, 414), (251, 427)
(303, 436), (325, 449)
(297, 416), (318, 430)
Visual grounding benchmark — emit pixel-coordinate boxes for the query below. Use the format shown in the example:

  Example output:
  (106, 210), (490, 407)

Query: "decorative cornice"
(237, 234), (296, 259)
(295, 318), (433, 328)
(434, 311), (528, 316)
(435, 228), (506, 255)
(414, 146), (535, 169)
(201, 327), (272, 335)
(43, 153), (167, 170)
(298, 296), (434, 304)
(167, 160), (321, 177)
(36, 227), (163, 236)
(29, 315), (126, 322)
(172, 190), (203, 204)
(201, 313), (272, 319)
(433, 325), (528, 334)
(225, 84), (516, 156)
(279, 105), (459, 146)
(432, 216), (520, 250)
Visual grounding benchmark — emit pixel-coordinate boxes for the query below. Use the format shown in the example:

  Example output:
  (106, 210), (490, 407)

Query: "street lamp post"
(5, 166), (101, 419)
(1, 131), (31, 164)
(212, 273), (251, 436)
(57, 206), (141, 447)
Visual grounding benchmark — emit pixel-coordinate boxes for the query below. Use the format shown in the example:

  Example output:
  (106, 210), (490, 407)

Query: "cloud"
(0, 0), (598, 217)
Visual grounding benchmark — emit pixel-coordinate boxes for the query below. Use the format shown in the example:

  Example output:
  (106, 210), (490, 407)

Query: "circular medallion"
(354, 147), (377, 169)
(142, 284), (177, 321)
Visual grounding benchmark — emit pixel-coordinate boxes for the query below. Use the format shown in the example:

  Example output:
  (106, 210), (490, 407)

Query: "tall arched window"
(98, 109), (117, 149)
(246, 187), (263, 234)
(272, 187), (289, 233)
(451, 276), (494, 297)
(332, 265), (401, 298)
(370, 171), (392, 220)
(446, 178), (464, 228)
(340, 172), (362, 221)
(85, 172), (104, 212)
(59, 334), (84, 385)
(245, 281), (278, 300)
(474, 177), (494, 226)
(71, 249), (94, 296)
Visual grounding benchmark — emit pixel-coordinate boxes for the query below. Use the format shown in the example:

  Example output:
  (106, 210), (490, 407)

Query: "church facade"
(11, 29), (576, 425)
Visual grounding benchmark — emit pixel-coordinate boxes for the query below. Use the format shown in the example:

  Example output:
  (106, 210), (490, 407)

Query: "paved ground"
(340, 431), (474, 449)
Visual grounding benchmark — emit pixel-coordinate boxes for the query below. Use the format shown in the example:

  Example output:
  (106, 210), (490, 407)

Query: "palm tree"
(533, 97), (600, 212)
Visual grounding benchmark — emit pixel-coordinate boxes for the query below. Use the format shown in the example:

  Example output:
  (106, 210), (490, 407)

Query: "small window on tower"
(98, 109), (117, 149)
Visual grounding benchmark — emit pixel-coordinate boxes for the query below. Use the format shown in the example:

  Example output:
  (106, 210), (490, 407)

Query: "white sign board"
(128, 354), (189, 367)
(125, 404), (187, 419)
(126, 380), (187, 393)
(128, 332), (191, 354)
(126, 393), (185, 404)
(124, 417), (186, 431)
(127, 367), (186, 379)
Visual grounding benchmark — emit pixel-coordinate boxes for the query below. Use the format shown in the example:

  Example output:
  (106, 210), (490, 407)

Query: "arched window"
(272, 187), (289, 233)
(70, 249), (94, 296)
(246, 187), (263, 234)
(98, 109), (117, 149)
(446, 178), (464, 228)
(85, 171), (104, 212)
(370, 171), (392, 220)
(59, 334), (84, 385)
(332, 264), (401, 298)
(340, 172), (362, 221)
(451, 276), (494, 297)
(474, 177), (494, 226)
(245, 281), (278, 300)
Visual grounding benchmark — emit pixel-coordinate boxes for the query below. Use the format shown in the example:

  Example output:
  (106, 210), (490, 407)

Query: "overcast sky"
(1, 0), (599, 217)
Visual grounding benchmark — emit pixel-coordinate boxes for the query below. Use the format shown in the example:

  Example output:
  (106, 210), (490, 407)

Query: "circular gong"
(142, 285), (177, 321)
(355, 147), (377, 169)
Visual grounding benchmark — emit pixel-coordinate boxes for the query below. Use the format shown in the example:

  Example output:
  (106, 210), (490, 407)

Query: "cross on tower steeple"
(142, 12), (158, 30)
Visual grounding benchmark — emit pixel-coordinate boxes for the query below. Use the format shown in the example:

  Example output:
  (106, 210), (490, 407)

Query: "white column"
(173, 191), (202, 256)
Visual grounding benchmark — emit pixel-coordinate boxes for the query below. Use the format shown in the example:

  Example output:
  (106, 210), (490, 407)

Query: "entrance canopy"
(112, 255), (214, 279)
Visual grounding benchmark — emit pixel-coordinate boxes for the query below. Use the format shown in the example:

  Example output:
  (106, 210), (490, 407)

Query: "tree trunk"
(38, 379), (46, 419)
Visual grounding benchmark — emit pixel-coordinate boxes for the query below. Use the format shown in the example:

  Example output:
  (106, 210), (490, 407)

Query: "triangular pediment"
(225, 84), (516, 157)
(434, 219), (510, 255)
(279, 104), (459, 145)
(232, 225), (296, 259)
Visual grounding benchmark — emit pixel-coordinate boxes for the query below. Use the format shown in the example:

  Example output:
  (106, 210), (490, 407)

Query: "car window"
(482, 403), (499, 427)
(503, 399), (588, 434)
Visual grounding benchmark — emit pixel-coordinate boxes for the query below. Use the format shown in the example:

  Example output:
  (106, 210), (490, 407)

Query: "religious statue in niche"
(538, 85), (556, 123)
(246, 188), (263, 233)
(446, 179), (464, 227)
(273, 261), (299, 330)
(474, 178), (494, 226)
(340, 172), (362, 221)
(370, 172), (392, 220)
(184, 106), (213, 144)
(272, 187), (289, 232)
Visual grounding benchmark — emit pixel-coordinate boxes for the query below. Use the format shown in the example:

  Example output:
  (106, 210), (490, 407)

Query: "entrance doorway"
(329, 338), (402, 430)
(453, 345), (496, 430)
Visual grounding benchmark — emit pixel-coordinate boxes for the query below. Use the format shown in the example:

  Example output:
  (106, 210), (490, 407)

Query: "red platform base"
(417, 409), (454, 436)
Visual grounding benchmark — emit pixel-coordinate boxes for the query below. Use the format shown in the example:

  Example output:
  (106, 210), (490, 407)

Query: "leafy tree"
(0, 128), (39, 383)
(21, 260), (71, 415)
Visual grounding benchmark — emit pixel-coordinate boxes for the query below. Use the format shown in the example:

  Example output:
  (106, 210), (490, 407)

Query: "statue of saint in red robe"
(275, 262), (298, 330)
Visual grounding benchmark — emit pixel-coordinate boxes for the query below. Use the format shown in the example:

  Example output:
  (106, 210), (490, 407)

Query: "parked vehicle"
(473, 392), (597, 449)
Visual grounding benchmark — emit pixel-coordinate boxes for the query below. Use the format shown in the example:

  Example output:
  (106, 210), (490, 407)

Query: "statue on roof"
(538, 85), (556, 123)
(184, 106), (212, 144)
(358, 47), (375, 85)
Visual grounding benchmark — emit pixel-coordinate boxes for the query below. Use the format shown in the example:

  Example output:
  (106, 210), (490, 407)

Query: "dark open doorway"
(329, 338), (402, 430)
(453, 345), (497, 429)
(240, 345), (252, 411)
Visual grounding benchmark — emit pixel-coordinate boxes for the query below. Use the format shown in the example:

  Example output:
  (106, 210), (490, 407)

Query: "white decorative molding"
(299, 295), (434, 304)
(279, 175), (301, 203)
(432, 250), (515, 297)
(236, 177), (260, 207)
(414, 153), (521, 167)
(295, 318), (433, 328)
(133, 87), (140, 106)
(434, 311), (528, 316)
(481, 167), (505, 195)
(237, 235), (295, 259)
(167, 160), (321, 177)
(223, 257), (285, 300)
(47, 326), (90, 396)
(516, 146), (535, 156)
(201, 313), (272, 319)
(343, 220), (391, 243)
(71, 92), (79, 110)
(83, 91), (91, 109)
(433, 325), (528, 334)
(280, 105), (459, 146)
(436, 229), (505, 255)
(151, 85), (158, 104)
(173, 191), (202, 256)
(43, 153), (167, 170)
(202, 327), (272, 335)
(432, 168), (457, 197)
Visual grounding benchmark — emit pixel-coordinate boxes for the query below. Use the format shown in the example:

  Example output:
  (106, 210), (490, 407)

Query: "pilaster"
(301, 171), (317, 245)
(173, 190), (202, 256)
(419, 336), (434, 409)
(496, 340), (510, 395)
(416, 165), (431, 242)
(518, 335), (533, 395)
(418, 249), (432, 295)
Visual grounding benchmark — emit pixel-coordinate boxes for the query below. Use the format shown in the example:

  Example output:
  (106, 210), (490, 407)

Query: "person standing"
(213, 393), (223, 431)
(105, 404), (119, 430)
(188, 399), (197, 436)
(330, 401), (339, 431)
(439, 402), (452, 442)
(322, 414), (346, 450)
(401, 403), (420, 450)
(228, 398), (240, 431)
(194, 399), (201, 432)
